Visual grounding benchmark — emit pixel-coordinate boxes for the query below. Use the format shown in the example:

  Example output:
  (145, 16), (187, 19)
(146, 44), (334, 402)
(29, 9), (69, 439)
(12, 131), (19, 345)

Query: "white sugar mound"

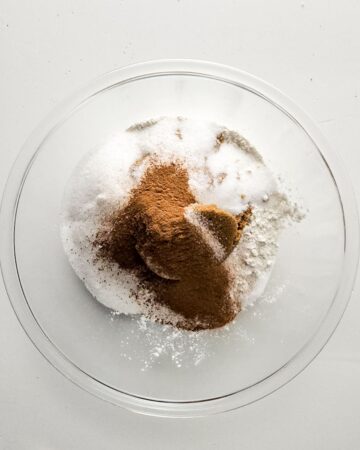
(60, 117), (298, 318)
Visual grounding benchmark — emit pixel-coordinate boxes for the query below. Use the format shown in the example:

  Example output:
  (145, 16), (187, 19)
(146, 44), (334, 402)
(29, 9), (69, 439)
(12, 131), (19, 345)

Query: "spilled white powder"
(61, 116), (302, 328)
(110, 312), (257, 371)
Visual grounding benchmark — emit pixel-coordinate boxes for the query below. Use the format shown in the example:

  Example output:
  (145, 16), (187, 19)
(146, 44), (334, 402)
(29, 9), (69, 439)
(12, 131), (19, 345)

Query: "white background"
(1, 1), (360, 448)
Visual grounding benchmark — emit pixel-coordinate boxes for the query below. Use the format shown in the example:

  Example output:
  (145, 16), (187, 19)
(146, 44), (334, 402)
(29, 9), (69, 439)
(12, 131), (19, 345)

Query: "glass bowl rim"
(0, 59), (359, 418)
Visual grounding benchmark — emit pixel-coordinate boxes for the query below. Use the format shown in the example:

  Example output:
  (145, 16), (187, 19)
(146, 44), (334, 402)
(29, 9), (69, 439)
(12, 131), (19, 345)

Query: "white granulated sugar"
(61, 116), (302, 326)
(198, 141), (277, 214)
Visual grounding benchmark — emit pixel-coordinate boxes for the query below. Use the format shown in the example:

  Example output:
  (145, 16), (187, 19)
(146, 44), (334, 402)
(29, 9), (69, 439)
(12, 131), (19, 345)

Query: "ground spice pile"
(95, 162), (251, 330)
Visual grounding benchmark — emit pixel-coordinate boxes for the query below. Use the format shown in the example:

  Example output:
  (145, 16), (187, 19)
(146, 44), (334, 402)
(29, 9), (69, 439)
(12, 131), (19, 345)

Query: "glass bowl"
(0, 60), (358, 418)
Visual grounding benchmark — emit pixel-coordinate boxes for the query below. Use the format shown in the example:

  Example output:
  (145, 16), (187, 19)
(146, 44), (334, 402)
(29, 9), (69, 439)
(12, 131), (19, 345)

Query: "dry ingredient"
(95, 162), (252, 330)
(61, 116), (303, 333)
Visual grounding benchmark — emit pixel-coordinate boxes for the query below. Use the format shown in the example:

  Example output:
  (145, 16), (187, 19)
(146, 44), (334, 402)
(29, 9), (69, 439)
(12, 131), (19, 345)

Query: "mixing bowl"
(0, 60), (358, 417)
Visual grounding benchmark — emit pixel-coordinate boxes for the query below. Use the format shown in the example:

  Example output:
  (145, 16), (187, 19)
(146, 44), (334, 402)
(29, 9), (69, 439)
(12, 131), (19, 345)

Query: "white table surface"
(1, 1), (360, 448)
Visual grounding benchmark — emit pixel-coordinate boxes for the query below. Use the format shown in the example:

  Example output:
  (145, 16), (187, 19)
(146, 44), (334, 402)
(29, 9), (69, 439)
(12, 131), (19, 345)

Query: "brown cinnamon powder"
(190, 204), (241, 262)
(95, 163), (251, 330)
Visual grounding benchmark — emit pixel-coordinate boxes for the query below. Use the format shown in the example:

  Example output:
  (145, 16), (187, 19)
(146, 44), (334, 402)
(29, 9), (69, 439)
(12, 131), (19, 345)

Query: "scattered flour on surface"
(109, 312), (258, 371)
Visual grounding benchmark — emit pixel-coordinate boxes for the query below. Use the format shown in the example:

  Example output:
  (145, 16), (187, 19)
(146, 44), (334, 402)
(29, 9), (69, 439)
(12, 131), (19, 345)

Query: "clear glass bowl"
(0, 60), (358, 417)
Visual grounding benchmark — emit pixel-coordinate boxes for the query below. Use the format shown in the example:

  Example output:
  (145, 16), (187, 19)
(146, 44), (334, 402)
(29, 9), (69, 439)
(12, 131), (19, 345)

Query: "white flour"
(229, 193), (304, 308)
